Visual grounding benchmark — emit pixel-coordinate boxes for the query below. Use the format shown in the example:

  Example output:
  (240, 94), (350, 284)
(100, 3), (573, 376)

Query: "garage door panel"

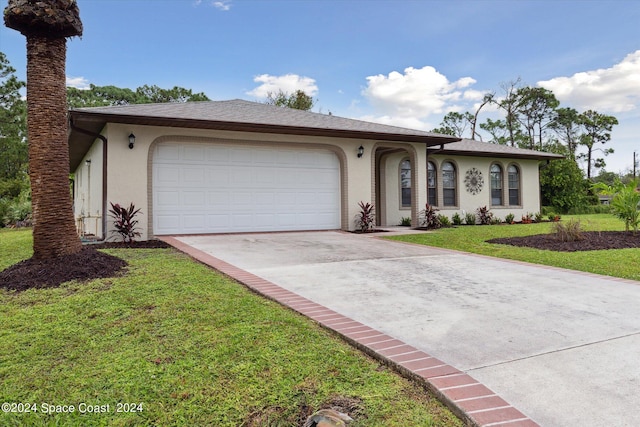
(155, 144), (181, 161)
(183, 145), (205, 161)
(153, 142), (340, 234)
(183, 168), (205, 185)
(183, 191), (206, 207)
(156, 166), (181, 185)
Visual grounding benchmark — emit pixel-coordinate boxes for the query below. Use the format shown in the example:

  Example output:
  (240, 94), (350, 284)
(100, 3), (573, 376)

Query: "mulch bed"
(487, 231), (640, 252)
(0, 240), (171, 292)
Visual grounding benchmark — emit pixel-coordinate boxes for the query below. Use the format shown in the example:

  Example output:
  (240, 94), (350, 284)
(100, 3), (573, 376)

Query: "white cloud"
(360, 65), (481, 130)
(213, 1), (232, 11)
(66, 76), (90, 90)
(538, 50), (640, 113)
(359, 114), (433, 131)
(247, 73), (319, 98)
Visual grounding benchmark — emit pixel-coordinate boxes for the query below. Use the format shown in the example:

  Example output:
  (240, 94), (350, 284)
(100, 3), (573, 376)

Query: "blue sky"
(1, 0), (639, 173)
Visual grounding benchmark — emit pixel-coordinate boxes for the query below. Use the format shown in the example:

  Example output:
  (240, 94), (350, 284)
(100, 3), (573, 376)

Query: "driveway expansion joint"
(160, 235), (540, 427)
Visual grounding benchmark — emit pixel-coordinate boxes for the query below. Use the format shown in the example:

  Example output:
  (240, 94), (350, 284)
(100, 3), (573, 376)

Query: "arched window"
(508, 165), (520, 205)
(442, 161), (456, 206)
(490, 164), (503, 206)
(400, 159), (411, 208)
(427, 161), (437, 206)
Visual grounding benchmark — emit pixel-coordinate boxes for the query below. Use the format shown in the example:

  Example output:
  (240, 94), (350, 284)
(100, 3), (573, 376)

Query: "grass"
(389, 214), (640, 281)
(0, 229), (462, 427)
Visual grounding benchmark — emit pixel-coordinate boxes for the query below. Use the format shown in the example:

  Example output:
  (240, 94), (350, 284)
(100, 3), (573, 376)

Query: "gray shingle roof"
(71, 99), (456, 140)
(428, 138), (564, 160)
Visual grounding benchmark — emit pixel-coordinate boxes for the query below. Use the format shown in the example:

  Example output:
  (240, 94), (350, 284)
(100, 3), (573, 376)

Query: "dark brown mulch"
(94, 239), (171, 249)
(487, 231), (640, 252)
(0, 247), (128, 292)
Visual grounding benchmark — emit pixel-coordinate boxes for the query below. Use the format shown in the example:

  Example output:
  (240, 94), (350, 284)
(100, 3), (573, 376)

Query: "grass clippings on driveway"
(0, 229), (462, 427)
(389, 214), (640, 281)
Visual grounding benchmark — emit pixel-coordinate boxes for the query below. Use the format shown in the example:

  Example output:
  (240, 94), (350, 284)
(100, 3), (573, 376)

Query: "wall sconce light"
(85, 159), (91, 165)
(128, 133), (136, 149)
(357, 145), (364, 158)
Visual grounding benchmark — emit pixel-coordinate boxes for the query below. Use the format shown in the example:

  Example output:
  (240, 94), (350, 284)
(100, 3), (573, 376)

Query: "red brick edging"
(160, 236), (538, 427)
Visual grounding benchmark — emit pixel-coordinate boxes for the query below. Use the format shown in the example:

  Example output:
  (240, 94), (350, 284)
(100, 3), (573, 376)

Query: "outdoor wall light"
(357, 145), (364, 158)
(85, 159), (91, 165)
(128, 133), (136, 149)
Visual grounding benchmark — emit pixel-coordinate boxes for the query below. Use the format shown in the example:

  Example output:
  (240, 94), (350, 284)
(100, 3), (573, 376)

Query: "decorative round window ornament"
(464, 168), (484, 195)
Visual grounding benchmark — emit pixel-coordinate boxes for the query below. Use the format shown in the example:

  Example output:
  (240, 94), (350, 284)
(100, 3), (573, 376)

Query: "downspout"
(69, 118), (108, 241)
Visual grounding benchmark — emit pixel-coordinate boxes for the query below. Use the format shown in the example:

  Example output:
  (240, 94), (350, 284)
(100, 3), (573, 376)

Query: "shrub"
(464, 211), (476, 225)
(534, 212), (543, 223)
(567, 204), (612, 215)
(1, 190), (32, 227)
(504, 213), (515, 224)
(476, 206), (493, 225)
(418, 204), (441, 229)
(399, 216), (411, 227)
(437, 214), (451, 227)
(593, 180), (640, 233)
(451, 212), (463, 226)
(109, 202), (142, 242)
(521, 213), (533, 224)
(355, 201), (375, 232)
(548, 213), (561, 222)
(551, 218), (584, 242)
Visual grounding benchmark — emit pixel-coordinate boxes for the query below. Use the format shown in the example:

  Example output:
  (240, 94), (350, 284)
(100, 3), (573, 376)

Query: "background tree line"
(431, 78), (623, 213)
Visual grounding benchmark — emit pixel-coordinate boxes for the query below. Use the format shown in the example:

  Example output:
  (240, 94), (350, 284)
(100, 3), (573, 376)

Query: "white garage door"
(152, 142), (341, 235)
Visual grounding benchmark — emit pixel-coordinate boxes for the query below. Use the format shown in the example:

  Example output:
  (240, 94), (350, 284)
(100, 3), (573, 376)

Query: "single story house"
(68, 99), (561, 240)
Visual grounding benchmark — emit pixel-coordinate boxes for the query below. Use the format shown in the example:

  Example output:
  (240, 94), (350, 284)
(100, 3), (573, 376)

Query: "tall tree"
(5, 0), (83, 259)
(514, 86), (559, 150)
(578, 110), (618, 180)
(0, 52), (27, 181)
(550, 107), (580, 160)
(470, 93), (494, 141)
(496, 78), (524, 147)
(265, 89), (314, 111)
(431, 111), (474, 137)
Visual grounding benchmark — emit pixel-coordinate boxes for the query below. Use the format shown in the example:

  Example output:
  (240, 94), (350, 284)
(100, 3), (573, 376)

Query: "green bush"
(464, 212), (476, 225)
(451, 212), (463, 225)
(0, 189), (32, 227)
(399, 216), (411, 226)
(437, 214), (451, 227)
(567, 204), (612, 215)
(593, 180), (640, 232)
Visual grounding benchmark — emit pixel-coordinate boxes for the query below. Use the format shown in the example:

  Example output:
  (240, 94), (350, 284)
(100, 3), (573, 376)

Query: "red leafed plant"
(355, 201), (375, 232)
(109, 202), (141, 242)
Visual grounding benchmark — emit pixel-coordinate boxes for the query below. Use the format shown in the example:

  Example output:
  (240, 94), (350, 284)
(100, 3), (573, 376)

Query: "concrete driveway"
(166, 230), (640, 426)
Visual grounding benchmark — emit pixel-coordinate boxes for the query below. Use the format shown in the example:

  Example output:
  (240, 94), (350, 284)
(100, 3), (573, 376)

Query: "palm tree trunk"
(27, 35), (81, 259)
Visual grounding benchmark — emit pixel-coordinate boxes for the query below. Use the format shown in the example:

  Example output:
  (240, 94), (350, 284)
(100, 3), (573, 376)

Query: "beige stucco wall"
(426, 154), (542, 222)
(73, 125), (543, 240)
(73, 138), (104, 237)
(74, 123), (430, 240)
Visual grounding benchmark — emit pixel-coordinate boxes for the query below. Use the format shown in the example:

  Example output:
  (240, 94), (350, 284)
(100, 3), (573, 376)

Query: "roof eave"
(428, 148), (565, 161)
(68, 110), (460, 145)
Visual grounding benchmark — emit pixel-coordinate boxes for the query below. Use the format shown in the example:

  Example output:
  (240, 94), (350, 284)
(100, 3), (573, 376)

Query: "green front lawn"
(389, 214), (640, 281)
(0, 229), (461, 427)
